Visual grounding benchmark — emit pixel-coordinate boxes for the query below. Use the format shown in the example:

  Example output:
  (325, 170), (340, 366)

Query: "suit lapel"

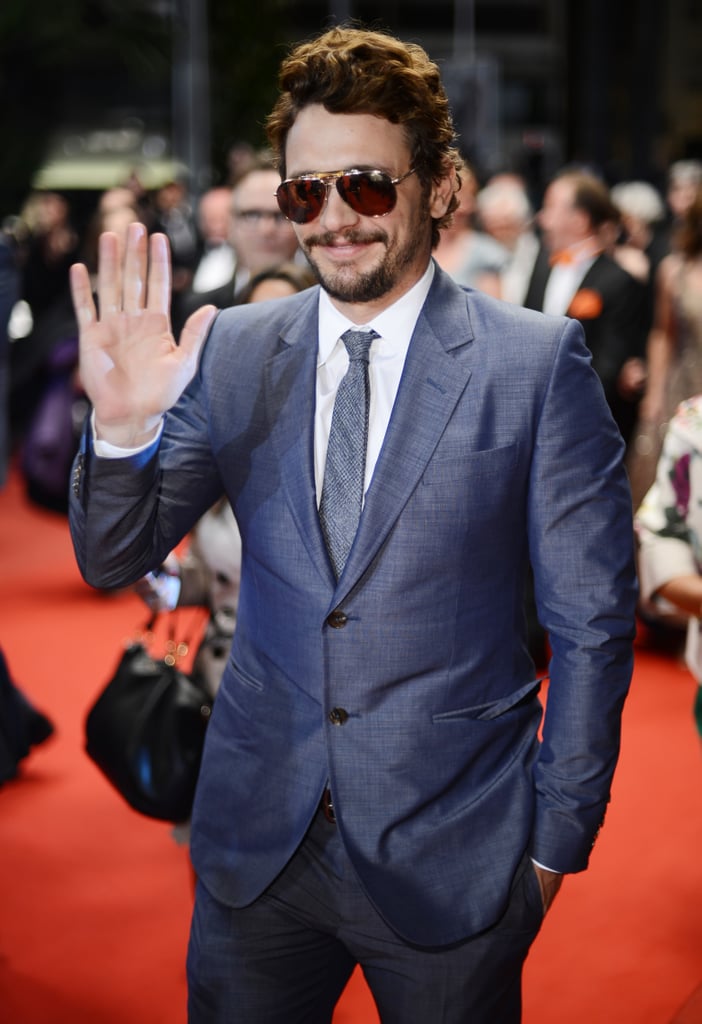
(264, 292), (333, 584)
(522, 245), (551, 311)
(575, 254), (606, 291)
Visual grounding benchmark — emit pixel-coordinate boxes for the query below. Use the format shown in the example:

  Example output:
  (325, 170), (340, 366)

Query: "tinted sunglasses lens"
(338, 171), (397, 216)
(277, 170), (400, 223)
(276, 178), (327, 224)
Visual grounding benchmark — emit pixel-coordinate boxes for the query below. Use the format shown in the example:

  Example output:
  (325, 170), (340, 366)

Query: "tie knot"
(341, 328), (378, 364)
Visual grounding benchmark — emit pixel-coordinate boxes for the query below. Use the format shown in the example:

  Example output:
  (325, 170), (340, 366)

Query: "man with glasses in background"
(68, 26), (636, 1024)
(174, 151), (299, 332)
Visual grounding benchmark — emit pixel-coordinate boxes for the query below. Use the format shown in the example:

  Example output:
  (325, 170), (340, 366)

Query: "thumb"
(179, 304), (218, 370)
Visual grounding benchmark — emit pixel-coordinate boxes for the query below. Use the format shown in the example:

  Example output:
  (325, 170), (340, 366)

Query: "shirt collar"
(317, 260), (435, 365)
(550, 235), (602, 267)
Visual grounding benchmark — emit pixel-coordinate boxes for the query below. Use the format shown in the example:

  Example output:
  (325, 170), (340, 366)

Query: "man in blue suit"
(68, 26), (637, 1024)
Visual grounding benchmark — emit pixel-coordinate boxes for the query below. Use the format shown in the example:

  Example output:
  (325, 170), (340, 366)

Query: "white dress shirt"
(541, 237), (600, 316)
(314, 261), (434, 503)
(500, 231), (540, 306)
(191, 244), (236, 293)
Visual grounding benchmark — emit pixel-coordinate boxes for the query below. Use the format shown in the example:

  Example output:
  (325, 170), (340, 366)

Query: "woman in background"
(434, 160), (507, 297)
(634, 187), (702, 502)
(635, 395), (702, 739)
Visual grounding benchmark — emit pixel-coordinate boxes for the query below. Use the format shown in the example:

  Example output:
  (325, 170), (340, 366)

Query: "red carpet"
(1, 463), (701, 1023)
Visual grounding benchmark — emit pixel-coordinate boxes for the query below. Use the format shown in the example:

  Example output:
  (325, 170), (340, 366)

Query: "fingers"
(96, 231), (122, 318)
(146, 232), (172, 317)
(123, 222), (149, 313)
(69, 262), (97, 331)
(179, 304), (218, 368)
(124, 224), (172, 318)
(96, 224), (171, 321)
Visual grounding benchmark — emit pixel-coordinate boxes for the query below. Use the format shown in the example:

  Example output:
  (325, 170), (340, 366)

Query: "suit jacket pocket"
(421, 441), (517, 487)
(229, 659), (265, 693)
(432, 677), (543, 723)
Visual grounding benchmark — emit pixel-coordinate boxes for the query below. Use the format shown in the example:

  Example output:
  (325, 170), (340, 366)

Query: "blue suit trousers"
(187, 804), (544, 1023)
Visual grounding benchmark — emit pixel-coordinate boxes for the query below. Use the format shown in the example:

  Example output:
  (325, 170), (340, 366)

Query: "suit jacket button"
(329, 707), (349, 725)
(327, 609), (348, 629)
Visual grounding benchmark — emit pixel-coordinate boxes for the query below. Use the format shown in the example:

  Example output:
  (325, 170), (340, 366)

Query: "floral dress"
(636, 395), (702, 735)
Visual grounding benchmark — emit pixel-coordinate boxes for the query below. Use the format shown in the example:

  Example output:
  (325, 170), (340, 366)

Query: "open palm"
(70, 223), (216, 448)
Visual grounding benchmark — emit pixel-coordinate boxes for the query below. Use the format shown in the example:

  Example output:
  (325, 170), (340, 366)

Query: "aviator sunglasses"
(275, 167), (416, 224)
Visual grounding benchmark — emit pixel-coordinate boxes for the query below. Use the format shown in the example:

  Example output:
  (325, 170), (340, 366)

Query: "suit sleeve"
(527, 316), (638, 873)
(68, 367), (223, 591)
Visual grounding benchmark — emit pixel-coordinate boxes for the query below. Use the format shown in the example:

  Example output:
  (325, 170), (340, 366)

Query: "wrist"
(93, 414), (163, 451)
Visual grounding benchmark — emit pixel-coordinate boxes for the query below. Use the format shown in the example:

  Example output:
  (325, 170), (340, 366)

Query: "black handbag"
(85, 614), (212, 823)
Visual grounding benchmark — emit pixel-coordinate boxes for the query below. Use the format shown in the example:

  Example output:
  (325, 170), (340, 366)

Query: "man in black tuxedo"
(524, 170), (646, 448)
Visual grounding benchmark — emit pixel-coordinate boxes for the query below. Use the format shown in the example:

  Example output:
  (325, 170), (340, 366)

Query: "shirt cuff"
(90, 410), (164, 458)
(531, 859), (561, 874)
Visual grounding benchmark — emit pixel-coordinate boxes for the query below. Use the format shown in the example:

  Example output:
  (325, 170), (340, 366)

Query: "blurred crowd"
(0, 142), (318, 781)
(2, 147), (702, 677)
(0, 144), (306, 510)
(3, 151), (702, 516)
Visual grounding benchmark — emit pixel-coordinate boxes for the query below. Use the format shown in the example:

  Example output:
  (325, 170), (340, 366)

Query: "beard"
(300, 215), (428, 305)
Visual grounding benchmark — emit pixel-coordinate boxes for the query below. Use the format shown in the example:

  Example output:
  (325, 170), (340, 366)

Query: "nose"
(318, 181), (360, 231)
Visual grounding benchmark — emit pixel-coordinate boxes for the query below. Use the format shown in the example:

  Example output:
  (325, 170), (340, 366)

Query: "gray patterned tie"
(319, 328), (379, 579)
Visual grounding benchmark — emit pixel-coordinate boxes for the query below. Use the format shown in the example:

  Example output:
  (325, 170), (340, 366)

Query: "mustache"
(304, 228), (388, 248)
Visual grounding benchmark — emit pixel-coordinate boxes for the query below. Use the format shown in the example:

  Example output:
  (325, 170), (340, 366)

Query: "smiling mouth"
(307, 230), (387, 250)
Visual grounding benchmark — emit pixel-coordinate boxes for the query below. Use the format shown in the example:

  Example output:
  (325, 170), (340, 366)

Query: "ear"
(429, 162), (458, 220)
(572, 207), (592, 238)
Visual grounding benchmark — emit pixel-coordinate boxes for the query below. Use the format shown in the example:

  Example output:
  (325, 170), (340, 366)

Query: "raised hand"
(69, 222), (217, 448)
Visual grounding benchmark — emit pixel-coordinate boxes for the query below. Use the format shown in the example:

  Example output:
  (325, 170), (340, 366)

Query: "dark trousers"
(187, 805), (544, 1023)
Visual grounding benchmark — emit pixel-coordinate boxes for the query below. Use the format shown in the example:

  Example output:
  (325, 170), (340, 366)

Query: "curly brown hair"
(265, 26), (462, 247)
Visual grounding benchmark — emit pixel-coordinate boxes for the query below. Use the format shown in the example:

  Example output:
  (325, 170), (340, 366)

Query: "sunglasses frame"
(275, 167), (416, 224)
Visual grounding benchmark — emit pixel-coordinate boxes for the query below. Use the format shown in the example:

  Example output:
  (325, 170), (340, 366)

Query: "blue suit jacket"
(69, 264), (637, 946)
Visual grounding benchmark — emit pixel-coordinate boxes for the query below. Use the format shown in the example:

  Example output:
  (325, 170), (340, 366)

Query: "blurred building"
(29, 0), (702, 205)
(306, 0), (701, 196)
